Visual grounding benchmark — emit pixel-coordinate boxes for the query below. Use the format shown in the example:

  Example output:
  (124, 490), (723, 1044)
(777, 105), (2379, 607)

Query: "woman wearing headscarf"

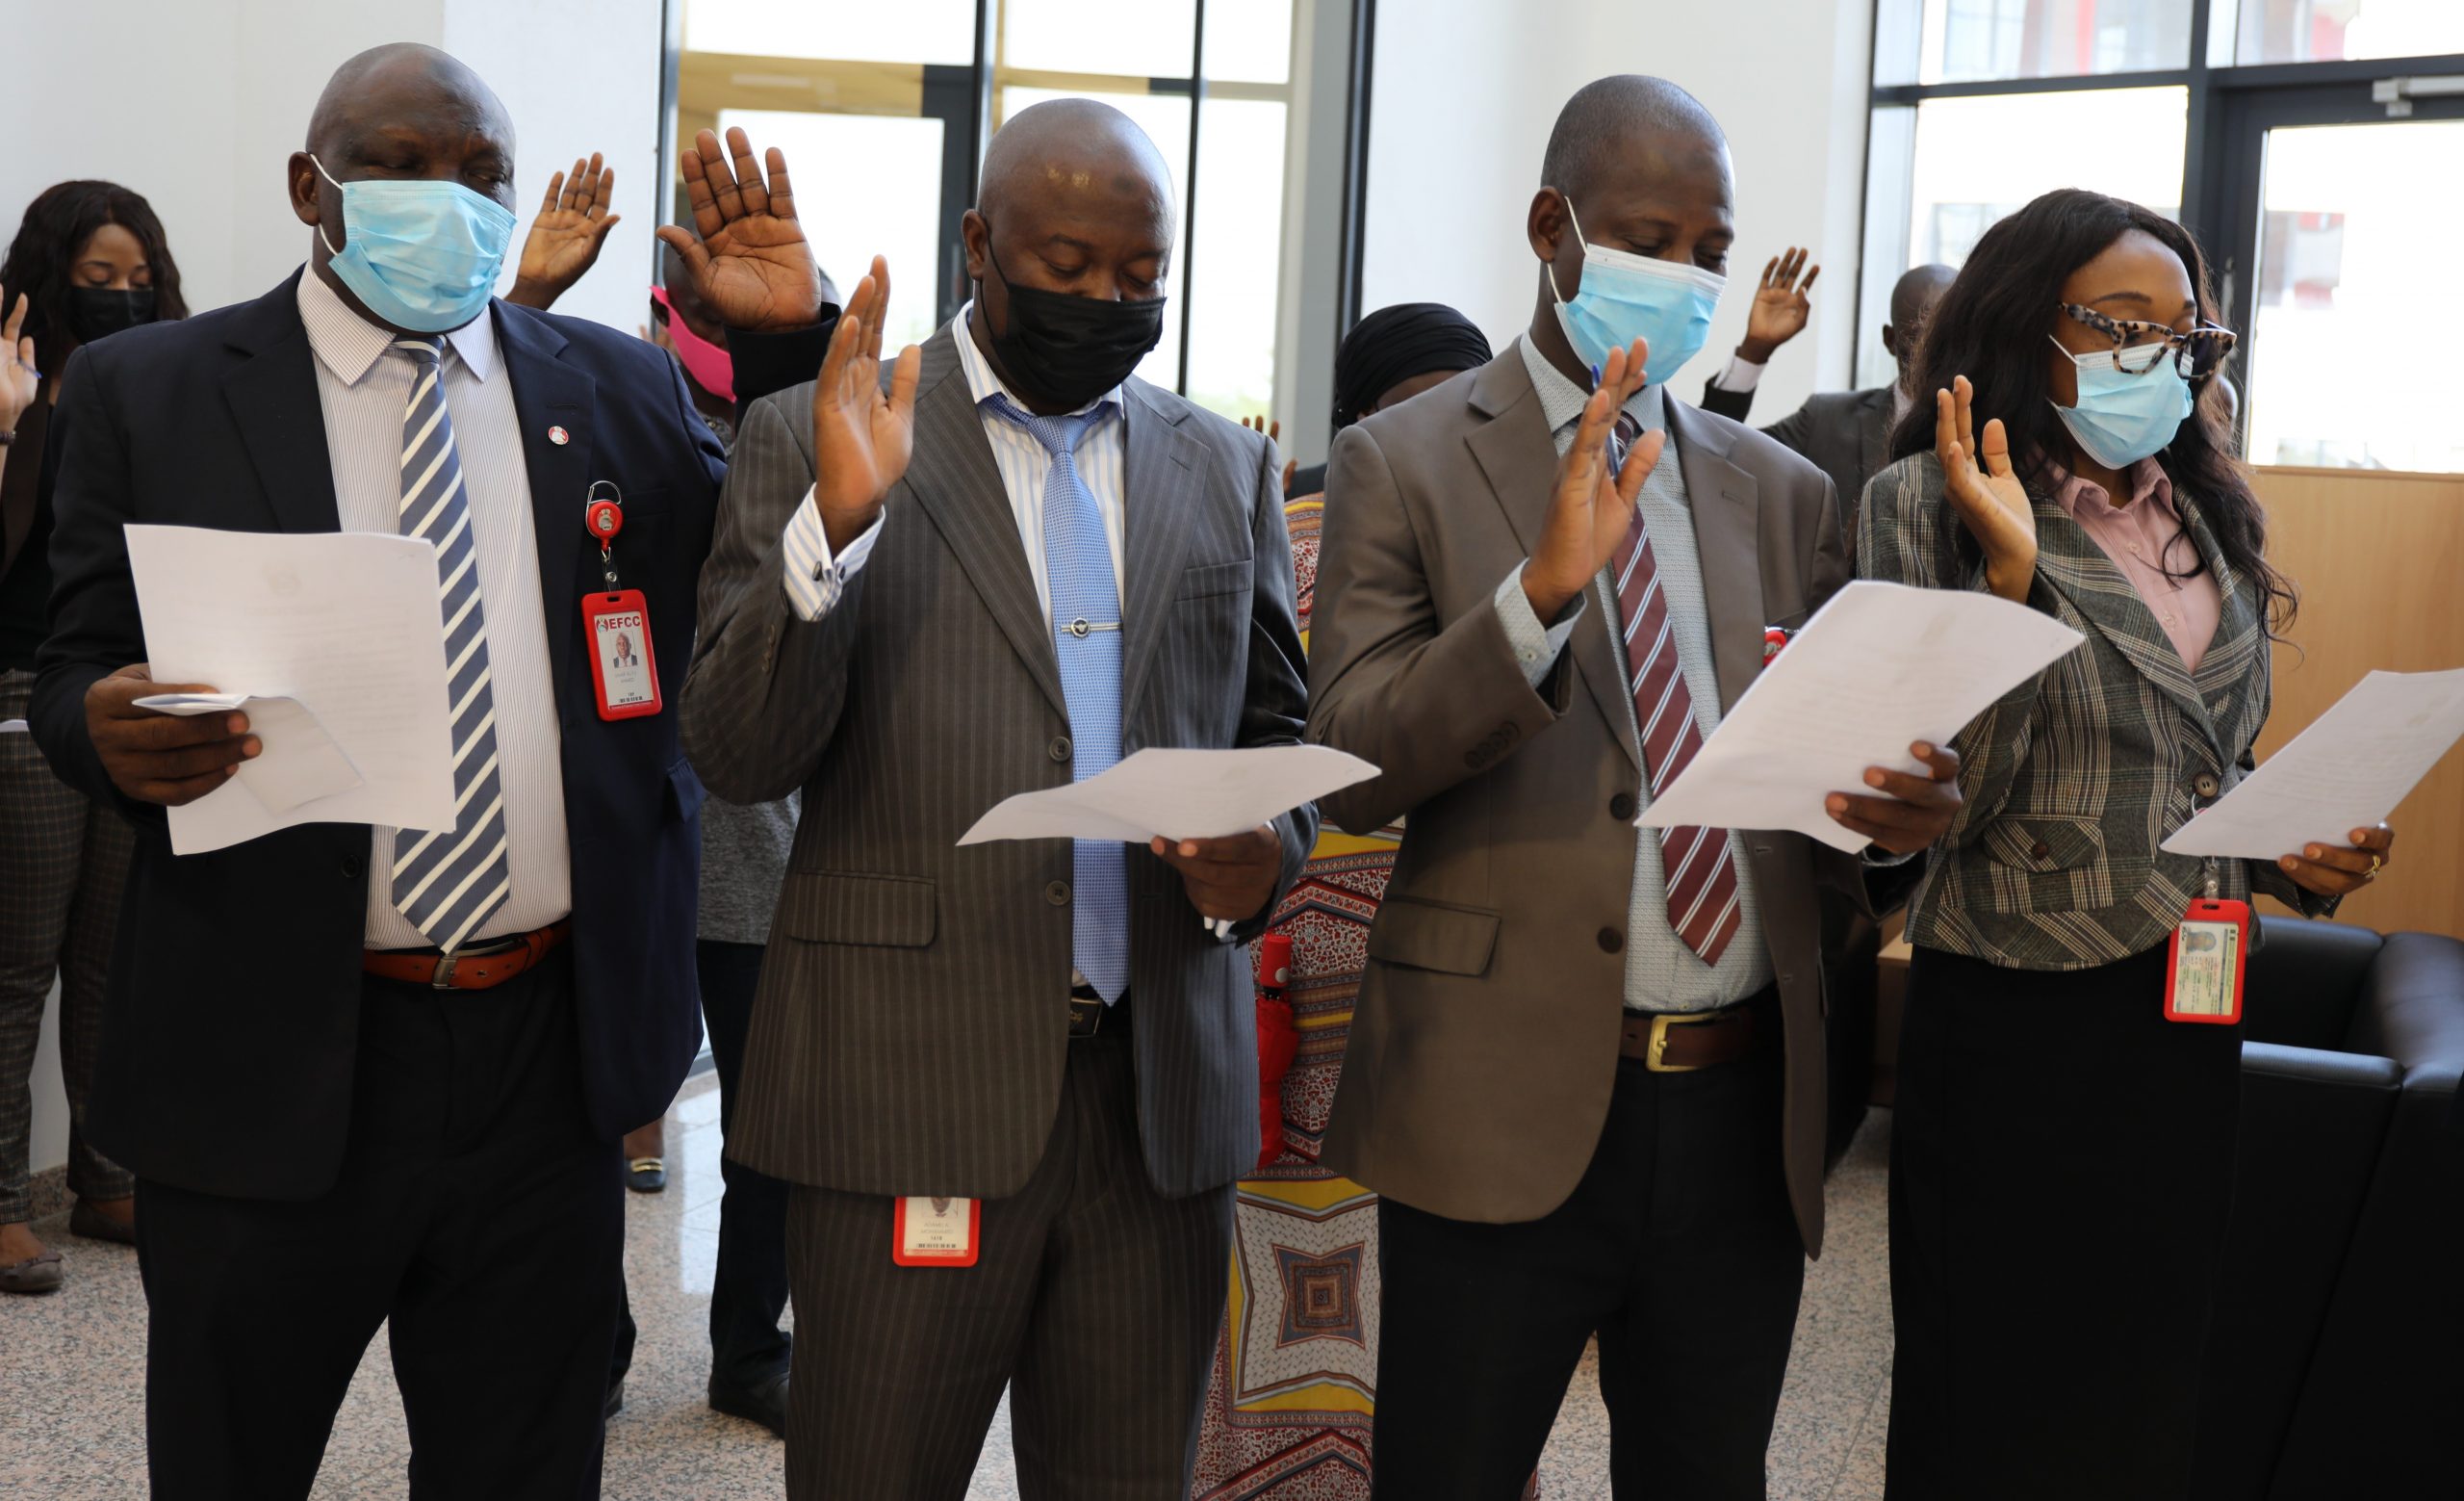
(1194, 303), (1490, 1499)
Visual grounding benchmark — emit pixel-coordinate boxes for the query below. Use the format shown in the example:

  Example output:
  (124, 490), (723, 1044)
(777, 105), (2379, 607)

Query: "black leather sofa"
(2194, 918), (2464, 1499)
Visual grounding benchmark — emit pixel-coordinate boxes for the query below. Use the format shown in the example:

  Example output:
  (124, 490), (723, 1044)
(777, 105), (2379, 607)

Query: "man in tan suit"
(1305, 77), (1962, 1498)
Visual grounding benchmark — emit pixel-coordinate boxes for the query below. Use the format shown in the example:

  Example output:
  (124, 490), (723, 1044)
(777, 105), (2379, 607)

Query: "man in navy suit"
(29, 44), (829, 1498)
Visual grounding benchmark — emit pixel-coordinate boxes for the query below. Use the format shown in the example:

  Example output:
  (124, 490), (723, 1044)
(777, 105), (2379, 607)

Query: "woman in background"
(1194, 302), (1491, 1500)
(1858, 188), (2399, 1498)
(0, 180), (186, 1293)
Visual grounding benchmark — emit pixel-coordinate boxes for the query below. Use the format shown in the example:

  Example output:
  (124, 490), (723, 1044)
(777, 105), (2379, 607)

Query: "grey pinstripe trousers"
(783, 1028), (1235, 1500)
(0, 668), (134, 1221)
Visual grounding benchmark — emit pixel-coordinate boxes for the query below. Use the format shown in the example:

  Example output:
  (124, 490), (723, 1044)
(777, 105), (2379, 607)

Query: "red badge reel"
(579, 480), (663, 721)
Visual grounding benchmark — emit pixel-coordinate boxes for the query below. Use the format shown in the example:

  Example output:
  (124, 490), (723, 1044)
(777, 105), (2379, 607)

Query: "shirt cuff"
(1713, 354), (1766, 393)
(1493, 562), (1583, 689)
(779, 487), (882, 623)
(1861, 842), (1922, 867)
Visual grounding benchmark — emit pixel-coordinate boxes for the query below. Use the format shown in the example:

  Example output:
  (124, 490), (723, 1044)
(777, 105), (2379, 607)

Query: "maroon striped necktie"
(1607, 414), (1741, 966)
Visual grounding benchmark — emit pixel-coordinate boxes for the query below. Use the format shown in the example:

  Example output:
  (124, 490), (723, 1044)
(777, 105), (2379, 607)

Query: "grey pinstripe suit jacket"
(1858, 451), (2330, 972)
(679, 325), (1315, 1201)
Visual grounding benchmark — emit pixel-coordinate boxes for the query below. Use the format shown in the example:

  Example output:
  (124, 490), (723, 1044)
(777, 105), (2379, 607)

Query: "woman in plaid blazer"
(1858, 190), (2400, 1500)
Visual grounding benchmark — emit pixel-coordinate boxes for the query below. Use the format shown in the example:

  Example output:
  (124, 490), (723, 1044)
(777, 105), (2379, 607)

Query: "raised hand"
(1935, 375), (2037, 602)
(1523, 340), (1660, 622)
(655, 126), (825, 334)
(808, 255), (921, 553)
(1738, 248), (1818, 363)
(0, 294), (36, 433)
(504, 154), (624, 310)
(1242, 414), (1299, 495)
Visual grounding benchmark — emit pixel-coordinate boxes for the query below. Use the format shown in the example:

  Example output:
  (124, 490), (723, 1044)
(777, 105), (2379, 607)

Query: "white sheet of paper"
(2161, 668), (2464, 861)
(1635, 580), (2087, 853)
(0, 719), (26, 734)
(126, 525), (457, 855)
(134, 693), (366, 815)
(959, 744), (1380, 846)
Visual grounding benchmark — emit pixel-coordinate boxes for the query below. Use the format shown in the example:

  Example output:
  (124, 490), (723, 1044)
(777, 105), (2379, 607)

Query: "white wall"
(1, 0), (663, 1185)
(1362, 0), (1876, 419)
(0, 0), (660, 332)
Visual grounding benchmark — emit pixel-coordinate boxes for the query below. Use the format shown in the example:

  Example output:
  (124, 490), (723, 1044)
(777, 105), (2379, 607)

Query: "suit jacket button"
(1045, 880), (1071, 906)
(340, 854), (364, 879)
(1609, 792), (1637, 821)
(2194, 773), (2220, 798)
(1597, 927), (1624, 954)
(1049, 736), (1073, 763)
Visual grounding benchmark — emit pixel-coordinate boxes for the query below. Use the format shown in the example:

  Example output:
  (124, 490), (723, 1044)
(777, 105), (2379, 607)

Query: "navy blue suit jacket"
(33, 271), (736, 1200)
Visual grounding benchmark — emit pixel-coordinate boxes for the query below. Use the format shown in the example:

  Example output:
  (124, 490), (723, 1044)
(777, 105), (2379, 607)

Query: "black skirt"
(1885, 943), (2241, 1500)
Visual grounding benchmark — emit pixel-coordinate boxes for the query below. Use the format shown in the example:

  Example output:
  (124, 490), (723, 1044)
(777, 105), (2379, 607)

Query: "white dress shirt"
(779, 303), (1128, 621)
(295, 269), (572, 948)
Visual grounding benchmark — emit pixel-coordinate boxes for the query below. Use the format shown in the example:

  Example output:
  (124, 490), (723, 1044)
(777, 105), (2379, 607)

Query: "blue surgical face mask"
(1547, 196), (1726, 386)
(2048, 336), (2194, 470)
(312, 155), (515, 333)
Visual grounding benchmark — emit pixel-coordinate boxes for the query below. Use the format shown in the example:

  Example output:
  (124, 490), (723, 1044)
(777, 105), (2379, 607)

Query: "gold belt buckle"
(1645, 1012), (1709, 1073)
(1068, 996), (1103, 1036)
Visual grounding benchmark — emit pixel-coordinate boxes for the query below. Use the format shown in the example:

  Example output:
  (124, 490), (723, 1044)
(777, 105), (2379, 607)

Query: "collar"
(295, 264), (500, 386)
(2045, 453), (2173, 521)
(1515, 334), (1667, 436)
(951, 299), (1119, 422)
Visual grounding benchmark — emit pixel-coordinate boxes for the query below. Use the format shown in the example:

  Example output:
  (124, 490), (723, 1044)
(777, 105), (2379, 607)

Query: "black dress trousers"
(134, 949), (624, 1501)
(698, 937), (793, 1386)
(1886, 944), (2241, 1500)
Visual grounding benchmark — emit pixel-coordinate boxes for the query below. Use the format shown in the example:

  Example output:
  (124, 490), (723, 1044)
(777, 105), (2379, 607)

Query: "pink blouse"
(2047, 457), (2223, 673)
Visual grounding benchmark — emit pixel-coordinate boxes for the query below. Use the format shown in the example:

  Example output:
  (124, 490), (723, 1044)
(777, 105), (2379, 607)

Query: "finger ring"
(2369, 853), (2383, 877)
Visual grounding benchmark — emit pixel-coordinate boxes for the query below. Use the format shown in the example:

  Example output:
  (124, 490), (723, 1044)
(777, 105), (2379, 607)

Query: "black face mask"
(984, 242), (1166, 410)
(67, 287), (158, 345)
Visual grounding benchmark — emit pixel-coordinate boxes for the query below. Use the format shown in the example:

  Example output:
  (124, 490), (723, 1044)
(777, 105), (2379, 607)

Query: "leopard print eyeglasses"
(2057, 303), (2238, 379)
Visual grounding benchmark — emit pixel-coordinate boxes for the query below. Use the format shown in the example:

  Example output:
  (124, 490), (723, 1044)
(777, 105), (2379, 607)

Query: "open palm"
(656, 126), (824, 334)
(1935, 375), (2038, 598)
(0, 295), (35, 432)
(809, 255), (921, 551)
(511, 155), (622, 305)
(1743, 247), (1818, 354)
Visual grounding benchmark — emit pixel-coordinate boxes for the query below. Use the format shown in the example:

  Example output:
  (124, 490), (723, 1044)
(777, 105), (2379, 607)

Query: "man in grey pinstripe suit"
(680, 101), (1315, 1500)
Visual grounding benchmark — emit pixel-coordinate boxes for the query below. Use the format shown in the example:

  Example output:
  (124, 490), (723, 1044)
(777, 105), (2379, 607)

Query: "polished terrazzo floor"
(0, 1072), (1894, 1499)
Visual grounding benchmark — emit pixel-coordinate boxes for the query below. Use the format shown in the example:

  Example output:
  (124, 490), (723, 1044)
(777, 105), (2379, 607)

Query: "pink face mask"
(650, 285), (734, 402)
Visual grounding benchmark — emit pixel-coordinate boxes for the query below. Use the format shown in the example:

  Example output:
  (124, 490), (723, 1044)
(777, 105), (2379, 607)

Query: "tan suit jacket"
(1304, 349), (1857, 1253)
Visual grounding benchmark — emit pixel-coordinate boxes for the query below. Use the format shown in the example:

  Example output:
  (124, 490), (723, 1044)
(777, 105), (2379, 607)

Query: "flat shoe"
(0, 1247), (63, 1295)
(69, 1199), (137, 1245)
(626, 1157), (666, 1193)
(708, 1369), (789, 1438)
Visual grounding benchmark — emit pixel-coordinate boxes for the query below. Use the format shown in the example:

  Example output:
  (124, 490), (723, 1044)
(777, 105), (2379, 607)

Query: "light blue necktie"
(390, 337), (511, 952)
(989, 397), (1130, 1002)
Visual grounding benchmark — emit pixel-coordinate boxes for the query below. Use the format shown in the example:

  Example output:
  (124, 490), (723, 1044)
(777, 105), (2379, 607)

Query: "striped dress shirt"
(295, 270), (571, 948)
(1491, 337), (1774, 1013)
(779, 304), (1128, 621)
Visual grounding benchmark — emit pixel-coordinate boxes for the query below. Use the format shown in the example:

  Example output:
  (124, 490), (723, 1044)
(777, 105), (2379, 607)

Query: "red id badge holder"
(579, 482), (662, 721)
(2164, 863), (2251, 1024)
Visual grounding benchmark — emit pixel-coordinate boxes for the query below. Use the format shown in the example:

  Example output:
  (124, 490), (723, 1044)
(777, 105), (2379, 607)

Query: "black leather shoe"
(603, 1378), (624, 1422)
(708, 1370), (788, 1438)
(626, 1157), (666, 1193)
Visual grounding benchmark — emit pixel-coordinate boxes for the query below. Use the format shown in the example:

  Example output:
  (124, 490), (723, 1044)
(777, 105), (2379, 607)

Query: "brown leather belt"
(364, 921), (571, 992)
(1620, 1002), (1758, 1073)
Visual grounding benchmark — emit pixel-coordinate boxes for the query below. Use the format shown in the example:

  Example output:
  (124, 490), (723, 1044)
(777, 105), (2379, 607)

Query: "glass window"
(1901, 88), (2189, 266)
(714, 109), (950, 354)
(1878, 0), (2194, 85)
(996, 86), (1193, 392)
(2233, 0), (2464, 65)
(1183, 97), (1290, 418)
(1202, 0), (1295, 85)
(2244, 119), (2464, 471)
(1000, 0), (1200, 78)
(685, 0), (976, 65)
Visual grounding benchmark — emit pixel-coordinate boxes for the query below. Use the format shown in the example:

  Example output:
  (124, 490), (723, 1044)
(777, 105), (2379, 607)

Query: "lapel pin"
(549, 425), (570, 447)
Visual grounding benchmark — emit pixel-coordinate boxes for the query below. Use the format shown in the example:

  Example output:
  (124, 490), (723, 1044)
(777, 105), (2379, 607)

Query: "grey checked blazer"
(1858, 451), (2329, 972)
(679, 325), (1315, 1201)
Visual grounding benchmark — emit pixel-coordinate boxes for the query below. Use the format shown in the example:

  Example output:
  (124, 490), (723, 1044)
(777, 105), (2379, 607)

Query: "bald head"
(1540, 75), (1728, 204)
(977, 98), (1175, 233)
(1882, 263), (1958, 385)
(305, 43), (511, 161)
